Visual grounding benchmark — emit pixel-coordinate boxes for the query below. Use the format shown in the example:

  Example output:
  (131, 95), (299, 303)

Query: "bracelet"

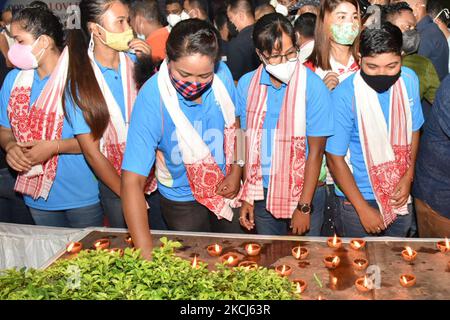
(55, 140), (60, 156)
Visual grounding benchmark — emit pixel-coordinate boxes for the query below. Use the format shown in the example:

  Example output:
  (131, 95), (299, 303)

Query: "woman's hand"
(129, 39), (151, 57)
(18, 140), (58, 166)
(5, 142), (32, 172)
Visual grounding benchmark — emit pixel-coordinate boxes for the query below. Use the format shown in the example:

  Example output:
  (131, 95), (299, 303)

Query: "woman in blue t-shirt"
(63, 0), (167, 230)
(0, 5), (102, 228)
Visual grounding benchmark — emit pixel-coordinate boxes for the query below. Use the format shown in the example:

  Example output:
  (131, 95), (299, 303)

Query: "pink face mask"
(7, 37), (45, 70)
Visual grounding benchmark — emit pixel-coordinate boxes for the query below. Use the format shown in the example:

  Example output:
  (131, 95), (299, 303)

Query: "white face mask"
(167, 11), (190, 27)
(265, 57), (298, 83)
(137, 34), (146, 41)
(275, 4), (289, 16)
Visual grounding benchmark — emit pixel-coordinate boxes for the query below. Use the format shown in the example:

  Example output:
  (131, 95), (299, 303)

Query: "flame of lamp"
(292, 246), (309, 260)
(245, 243), (261, 256)
(66, 242), (82, 254)
(275, 265), (293, 277)
(207, 244), (223, 257)
(109, 248), (124, 256)
(350, 239), (366, 250)
(401, 247), (417, 262)
(399, 274), (416, 288)
(323, 256), (341, 269)
(125, 236), (134, 246)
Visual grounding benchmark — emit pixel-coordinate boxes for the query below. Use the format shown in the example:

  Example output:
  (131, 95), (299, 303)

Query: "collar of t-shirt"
(259, 67), (287, 91)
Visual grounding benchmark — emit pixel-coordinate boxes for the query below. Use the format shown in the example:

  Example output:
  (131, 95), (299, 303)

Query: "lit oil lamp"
(353, 258), (369, 271)
(275, 264), (293, 277)
(401, 246), (417, 262)
(93, 239), (110, 250)
(436, 238), (450, 253)
(292, 246), (309, 260)
(293, 279), (307, 294)
(399, 274), (416, 288)
(191, 255), (207, 269)
(109, 248), (124, 256)
(220, 253), (239, 267)
(355, 275), (372, 293)
(327, 234), (342, 249)
(238, 261), (258, 271)
(245, 243), (261, 256)
(350, 239), (366, 250)
(329, 276), (338, 290)
(66, 242), (82, 254)
(323, 255), (341, 269)
(125, 235), (133, 247)
(207, 243), (223, 257)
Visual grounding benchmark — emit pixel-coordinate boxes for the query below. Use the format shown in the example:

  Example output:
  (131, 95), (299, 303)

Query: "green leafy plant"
(0, 237), (297, 300)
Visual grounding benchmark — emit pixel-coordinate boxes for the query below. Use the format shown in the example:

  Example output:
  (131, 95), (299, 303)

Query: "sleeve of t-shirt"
(122, 76), (162, 177)
(403, 67), (425, 132)
(0, 69), (19, 129)
(64, 93), (92, 135)
(305, 69), (334, 137)
(235, 72), (253, 130)
(423, 60), (440, 105)
(434, 76), (450, 137)
(325, 80), (354, 156)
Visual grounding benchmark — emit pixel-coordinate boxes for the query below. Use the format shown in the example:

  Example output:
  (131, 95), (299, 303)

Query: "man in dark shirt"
(226, 0), (260, 81)
(413, 75), (450, 238)
(399, 0), (449, 80)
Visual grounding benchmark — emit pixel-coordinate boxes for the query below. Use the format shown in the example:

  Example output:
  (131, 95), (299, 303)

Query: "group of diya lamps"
(190, 243), (263, 270)
(65, 235), (135, 256)
(325, 235), (450, 292)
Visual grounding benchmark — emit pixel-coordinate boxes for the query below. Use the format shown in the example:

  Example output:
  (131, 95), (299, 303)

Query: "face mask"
(275, 4), (289, 16)
(137, 34), (146, 41)
(360, 69), (401, 93)
(167, 11), (190, 27)
(264, 55), (298, 83)
(5, 24), (11, 34)
(96, 24), (134, 51)
(402, 29), (420, 55)
(169, 71), (213, 100)
(330, 22), (360, 45)
(228, 20), (239, 37)
(8, 37), (45, 70)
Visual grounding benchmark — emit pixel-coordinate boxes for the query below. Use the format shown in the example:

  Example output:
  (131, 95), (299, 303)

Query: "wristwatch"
(297, 203), (312, 215)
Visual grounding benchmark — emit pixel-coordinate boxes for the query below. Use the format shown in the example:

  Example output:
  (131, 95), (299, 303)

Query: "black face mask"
(227, 20), (238, 39)
(402, 29), (421, 55)
(360, 69), (401, 93)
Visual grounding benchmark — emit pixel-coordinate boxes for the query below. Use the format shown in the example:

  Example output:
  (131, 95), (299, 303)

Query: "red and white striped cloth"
(354, 71), (412, 227)
(240, 62), (308, 219)
(157, 60), (239, 221)
(7, 47), (69, 200)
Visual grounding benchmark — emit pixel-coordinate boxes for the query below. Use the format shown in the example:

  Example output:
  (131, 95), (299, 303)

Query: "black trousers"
(160, 195), (244, 234)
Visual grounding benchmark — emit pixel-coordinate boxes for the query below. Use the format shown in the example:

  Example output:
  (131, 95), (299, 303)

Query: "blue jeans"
(29, 203), (104, 228)
(99, 182), (167, 230)
(334, 197), (413, 237)
(0, 168), (34, 225)
(254, 185), (326, 236)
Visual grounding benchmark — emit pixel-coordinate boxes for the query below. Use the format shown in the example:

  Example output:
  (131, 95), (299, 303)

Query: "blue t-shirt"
(122, 62), (236, 202)
(236, 67), (334, 188)
(0, 69), (100, 210)
(326, 67), (425, 200)
(69, 53), (137, 135)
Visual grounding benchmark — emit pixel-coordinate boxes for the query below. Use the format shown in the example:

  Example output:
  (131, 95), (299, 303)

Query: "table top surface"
(47, 229), (450, 300)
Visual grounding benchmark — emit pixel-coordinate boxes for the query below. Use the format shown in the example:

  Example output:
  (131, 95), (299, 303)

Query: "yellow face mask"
(96, 24), (134, 52)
